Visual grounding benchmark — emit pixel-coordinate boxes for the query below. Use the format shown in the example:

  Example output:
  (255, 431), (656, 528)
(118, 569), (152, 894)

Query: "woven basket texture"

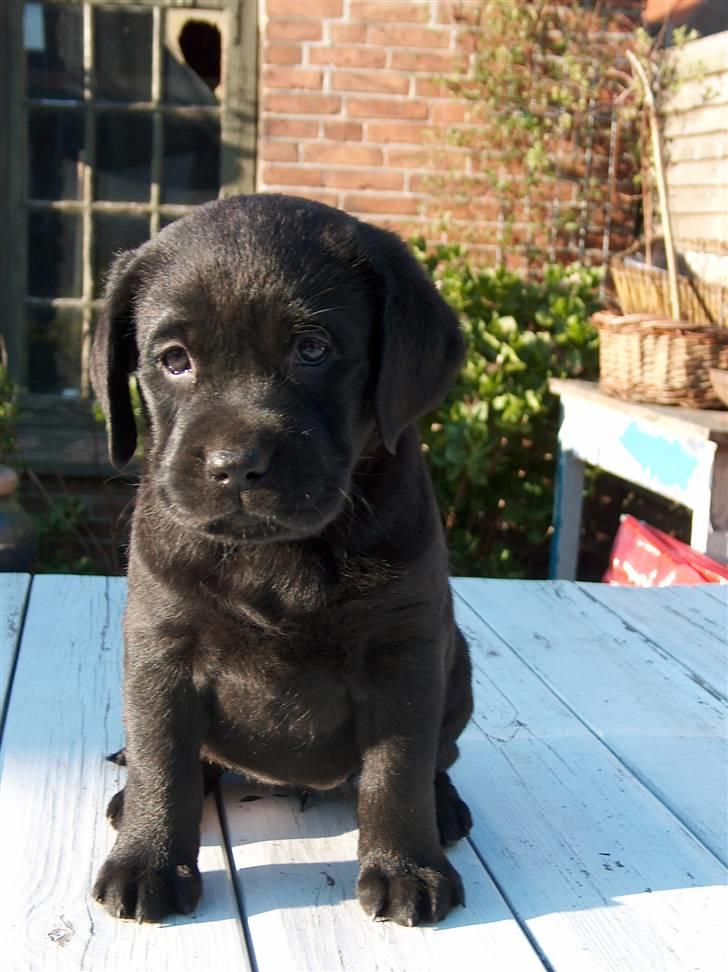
(595, 311), (728, 409)
(610, 244), (728, 327)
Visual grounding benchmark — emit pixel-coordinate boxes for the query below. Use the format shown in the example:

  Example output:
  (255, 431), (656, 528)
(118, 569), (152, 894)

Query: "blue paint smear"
(619, 422), (697, 490)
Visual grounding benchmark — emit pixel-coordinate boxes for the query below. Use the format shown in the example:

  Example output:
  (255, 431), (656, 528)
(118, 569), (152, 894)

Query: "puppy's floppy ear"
(90, 248), (142, 468)
(358, 225), (465, 454)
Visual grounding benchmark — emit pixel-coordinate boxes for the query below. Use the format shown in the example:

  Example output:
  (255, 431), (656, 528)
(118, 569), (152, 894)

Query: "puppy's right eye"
(161, 347), (192, 375)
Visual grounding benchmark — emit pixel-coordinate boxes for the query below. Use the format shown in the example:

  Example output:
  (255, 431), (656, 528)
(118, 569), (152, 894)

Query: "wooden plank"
(665, 184), (728, 214)
(0, 575), (251, 972)
(668, 129), (728, 163)
(668, 31), (728, 78)
(0, 572), (31, 714)
(672, 211), (728, 245)
(549, 439), (586, 581)
(451, 589), (728, 972)
(667, 157), (728, 186)
(549, 380), (728, 443)
(585, 583), (727, 702)
(554, 391), (717, 512)
(221, 781), (545, 972)
(665, 104), (728, 139)
(667, 74), (728, 115)
(454, 579), (728, 867)
(698, 582), (728, 605)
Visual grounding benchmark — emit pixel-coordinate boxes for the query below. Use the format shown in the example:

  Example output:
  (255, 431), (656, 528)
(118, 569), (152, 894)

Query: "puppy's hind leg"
(104, 758), (225, 831)
(435, 769), (472, 846)
(435, 625), (473, 846)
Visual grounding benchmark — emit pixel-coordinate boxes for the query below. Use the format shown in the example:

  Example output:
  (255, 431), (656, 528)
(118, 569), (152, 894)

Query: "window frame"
(0, 0), (257, 473)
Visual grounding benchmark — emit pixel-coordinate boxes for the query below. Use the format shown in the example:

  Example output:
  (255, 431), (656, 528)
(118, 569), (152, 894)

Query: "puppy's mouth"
(157, 484), (348, 544)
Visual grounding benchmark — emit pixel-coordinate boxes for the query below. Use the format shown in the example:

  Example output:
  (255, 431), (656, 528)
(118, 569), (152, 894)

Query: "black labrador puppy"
(91, 194), (473, 927)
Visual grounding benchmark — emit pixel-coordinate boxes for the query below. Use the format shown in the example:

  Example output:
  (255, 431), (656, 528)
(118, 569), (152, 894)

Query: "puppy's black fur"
(91, 194), (473, 927)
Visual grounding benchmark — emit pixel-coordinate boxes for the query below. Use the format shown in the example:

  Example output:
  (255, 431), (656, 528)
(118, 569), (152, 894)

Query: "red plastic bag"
(604, 514), (728, 586)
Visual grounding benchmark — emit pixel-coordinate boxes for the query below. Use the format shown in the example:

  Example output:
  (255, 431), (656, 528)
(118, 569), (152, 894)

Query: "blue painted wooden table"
(1, 574), (726, 970)
(549, 379), (728, 579)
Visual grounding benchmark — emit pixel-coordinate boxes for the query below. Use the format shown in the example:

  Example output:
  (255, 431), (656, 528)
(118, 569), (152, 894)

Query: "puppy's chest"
(199, 618), (359, 743)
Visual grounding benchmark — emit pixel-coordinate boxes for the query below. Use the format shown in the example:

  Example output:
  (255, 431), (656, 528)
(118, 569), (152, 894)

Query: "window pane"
(27, 211), (83, 299)
(27, 304), (83, 395)
(25, 3), (83, 101)
(94, 9), (152, 102)
(94, 214), (149, 298)
(95, 113), (153, 202)
(162, 114), (220, 205)
(164, 13), (221, 106)
(28, 108), (84, 200)
(159, 214), (184, 230)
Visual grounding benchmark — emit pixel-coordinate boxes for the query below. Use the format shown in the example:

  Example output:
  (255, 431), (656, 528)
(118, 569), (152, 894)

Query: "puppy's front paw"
(93, 849), (201, 922)
(357, 853), (464, 926)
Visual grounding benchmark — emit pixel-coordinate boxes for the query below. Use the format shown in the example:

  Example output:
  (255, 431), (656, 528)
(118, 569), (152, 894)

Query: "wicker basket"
(595, 311), (728, 409)
(610, 240), (728, 327)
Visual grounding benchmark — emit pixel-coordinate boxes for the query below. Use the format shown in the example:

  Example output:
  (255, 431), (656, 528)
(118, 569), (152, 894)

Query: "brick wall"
(258, 0), (469, 242)
(257, 0), (642, 266)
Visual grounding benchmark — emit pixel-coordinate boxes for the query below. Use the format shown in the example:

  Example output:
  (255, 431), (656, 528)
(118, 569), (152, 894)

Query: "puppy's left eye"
(161, 346), (192, 375)
(294, 335), (330, 366)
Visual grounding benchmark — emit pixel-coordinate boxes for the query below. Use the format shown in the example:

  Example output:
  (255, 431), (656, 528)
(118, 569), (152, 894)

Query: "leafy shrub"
(415, 241), (602, 577)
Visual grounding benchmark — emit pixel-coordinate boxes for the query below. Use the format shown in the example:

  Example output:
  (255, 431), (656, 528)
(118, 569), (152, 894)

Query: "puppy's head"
(91, 195), (463, 542)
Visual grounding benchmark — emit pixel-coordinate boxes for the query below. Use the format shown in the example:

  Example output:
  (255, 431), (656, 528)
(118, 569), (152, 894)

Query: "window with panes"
(1, 0), (256, 408)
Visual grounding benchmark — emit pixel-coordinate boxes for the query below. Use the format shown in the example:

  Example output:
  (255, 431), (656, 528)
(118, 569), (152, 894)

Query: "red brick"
(436, 0), (479, 24)
(331, 23), (367, 43)
(366, 120), (430, 143)
(348, 98), (429, 120)
(367, 25), (450, 48)
(386, 146), (431, 168)
(263, 93), (341, 114)
(308, 46), (387, 68)
(294, 189), (341, 207)
(332, 71), (409, 95)
(343, 193), (421, 215)
(350, 2), (429, 22)
(431, 101), (470, 125)
(264, 44), (302, 65)
(261, 165), (321, 187)
(376, 218), (428, 239)
(390, 51), (466, 72)
(268, 0), (343, 16)
(261, 142), (299, 162)
(415, 77), (451, 98)
(303, 142), (383, 165)
(324, 120), (363, 140)
(263, 118), (319, 138)
(267, 20), (323, 42)
(322, 169), (404, 190)
(263, 68), (324, 89)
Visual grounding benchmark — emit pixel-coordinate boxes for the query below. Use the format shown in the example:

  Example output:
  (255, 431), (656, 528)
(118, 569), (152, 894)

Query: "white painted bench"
(1, 574), (726, 971)
(549, 379), (728, 579)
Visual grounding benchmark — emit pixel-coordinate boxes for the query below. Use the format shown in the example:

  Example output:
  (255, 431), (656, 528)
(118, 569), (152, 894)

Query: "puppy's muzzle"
(206, 447), (273, 493)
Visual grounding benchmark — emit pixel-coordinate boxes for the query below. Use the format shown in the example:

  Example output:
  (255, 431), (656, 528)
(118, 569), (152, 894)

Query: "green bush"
(415, 241), (602, 577)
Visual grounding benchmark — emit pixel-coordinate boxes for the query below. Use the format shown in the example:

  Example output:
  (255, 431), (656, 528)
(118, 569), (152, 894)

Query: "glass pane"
(27, 304), (83, 395)
(28, 108), (84, 200)
(159, 213), (185, 231)
(25, 3), (83, 101)
(162, 114), (220, 205)
(164, 13), (221, 106)
(95, 112), (152, 202)
(27, 210), (83, 299)
(94, 214), (149, 298)
(94, 9), (152, 102)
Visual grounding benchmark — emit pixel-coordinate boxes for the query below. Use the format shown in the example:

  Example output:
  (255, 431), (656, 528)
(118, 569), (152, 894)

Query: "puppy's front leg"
(93, 631), (207, 922)
(355, 652), (465, 926)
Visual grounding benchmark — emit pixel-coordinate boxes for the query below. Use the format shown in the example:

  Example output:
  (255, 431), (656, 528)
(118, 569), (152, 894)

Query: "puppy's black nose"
(206, 448), (271, 491)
